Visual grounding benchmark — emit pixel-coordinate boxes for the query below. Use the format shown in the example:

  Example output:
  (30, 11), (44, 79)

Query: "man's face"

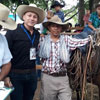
(86, 10), (90, 15)
(96, 7), (100, 16)
(55, 6), (61, 11)
(48, 23), (62, 37)
(23, 12), (38, 27)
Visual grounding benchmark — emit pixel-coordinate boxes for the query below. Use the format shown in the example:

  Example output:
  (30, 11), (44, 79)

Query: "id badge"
(30, 48), (36, 60)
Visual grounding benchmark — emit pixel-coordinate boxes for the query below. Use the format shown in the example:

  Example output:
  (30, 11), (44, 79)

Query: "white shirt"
(40, 17), (48, 34)
(0, 34), (12, 67)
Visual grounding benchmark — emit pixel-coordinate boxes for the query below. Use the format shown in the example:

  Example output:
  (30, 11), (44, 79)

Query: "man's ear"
(22, 16), (24, 21)
(22, 14), (25, 21)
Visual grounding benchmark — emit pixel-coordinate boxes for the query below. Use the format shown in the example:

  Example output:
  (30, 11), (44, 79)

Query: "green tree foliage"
(0, 0), (99, 24)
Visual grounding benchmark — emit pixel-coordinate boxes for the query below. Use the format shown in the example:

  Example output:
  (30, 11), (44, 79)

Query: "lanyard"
(21, 25), (35, 46)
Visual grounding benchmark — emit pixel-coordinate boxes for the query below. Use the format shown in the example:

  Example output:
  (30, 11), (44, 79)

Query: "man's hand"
(4, 77), (13, 88)
(88, 35), (93, 40)
(88, 35), (95, 47)
(40, 34), (45, 37)
(96, 28), (100, 33)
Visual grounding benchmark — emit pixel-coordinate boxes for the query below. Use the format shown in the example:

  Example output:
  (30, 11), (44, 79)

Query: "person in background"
(88, 4), (100, 31)
(40, 10), (54, 35)
(74, 23), (83, 33)
(39, 15), (91, 100)
(51, 1), (65, 22)
(83, 10), (90, 26)
(66, 22), (72, 32)
(47, 10), (54, 20)
(6, 4), (45, 100)
(0, 3), (17, 87)
(83, 3), (100, 34)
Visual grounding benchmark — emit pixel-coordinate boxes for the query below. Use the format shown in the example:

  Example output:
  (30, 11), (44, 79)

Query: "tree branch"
(64, 4), (79, 17)
(64, 11), (78, 22)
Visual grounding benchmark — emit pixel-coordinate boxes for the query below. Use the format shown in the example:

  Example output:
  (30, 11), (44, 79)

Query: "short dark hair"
(67, 23), (72, 27)
(75, 23), (80, 27)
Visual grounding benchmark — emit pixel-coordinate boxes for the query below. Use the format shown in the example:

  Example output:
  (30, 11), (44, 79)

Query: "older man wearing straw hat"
(0, 3), (17, 87)
(6, 4), (45, 100)
(39, 15), (91, 100)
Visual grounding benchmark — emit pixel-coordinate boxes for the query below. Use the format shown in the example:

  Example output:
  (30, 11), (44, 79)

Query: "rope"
(67, 49), (82, 90)
(81, 41), (92, 100)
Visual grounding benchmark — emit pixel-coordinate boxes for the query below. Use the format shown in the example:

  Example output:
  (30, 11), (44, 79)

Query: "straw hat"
(43, 15), (68, 32)
(16, 4), (45, 24)
(51, 1), (65, 8)
(0, 3), (17, 30)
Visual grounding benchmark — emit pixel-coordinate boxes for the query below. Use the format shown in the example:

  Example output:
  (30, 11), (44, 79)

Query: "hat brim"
(43, 21), (68, 32)
(0, 18), (17, 30)
(96, 4), (100, 8)
(51, 4), (64, 8)
(17, 5), (45, 24)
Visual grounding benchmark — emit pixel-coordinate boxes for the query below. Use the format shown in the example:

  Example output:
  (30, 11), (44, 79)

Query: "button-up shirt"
(89, 12), (100, 28)
(54, 11), (65, 22)
(40, 35), (89, 74)
(0, 34), (12, 67)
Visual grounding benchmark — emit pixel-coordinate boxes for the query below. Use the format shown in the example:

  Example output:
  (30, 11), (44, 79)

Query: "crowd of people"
(0, 1), (100, 100)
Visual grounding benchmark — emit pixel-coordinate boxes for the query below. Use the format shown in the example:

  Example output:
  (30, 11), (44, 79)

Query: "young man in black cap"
(51, 1), (65, 22)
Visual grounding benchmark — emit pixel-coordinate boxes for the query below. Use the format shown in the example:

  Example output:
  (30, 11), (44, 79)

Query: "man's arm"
(0, 34), (13, 87)
(88, 12), (97, 31)
(65, 35), (90, 50)
(0, 62), (11, 81)
(88, 22), (97, 31)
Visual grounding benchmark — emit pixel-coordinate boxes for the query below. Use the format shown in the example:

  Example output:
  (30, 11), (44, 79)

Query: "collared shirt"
(6, 24), (40, 69)
(40, 35), (89, 74)
(54, 10), (64, 22)
(0, 34), (12, 67)
(89, 12), (100, 28)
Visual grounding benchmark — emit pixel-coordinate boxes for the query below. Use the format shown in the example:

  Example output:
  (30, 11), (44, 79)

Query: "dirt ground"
(33, 82), (99, 100)
(6, 82), (99, 100)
